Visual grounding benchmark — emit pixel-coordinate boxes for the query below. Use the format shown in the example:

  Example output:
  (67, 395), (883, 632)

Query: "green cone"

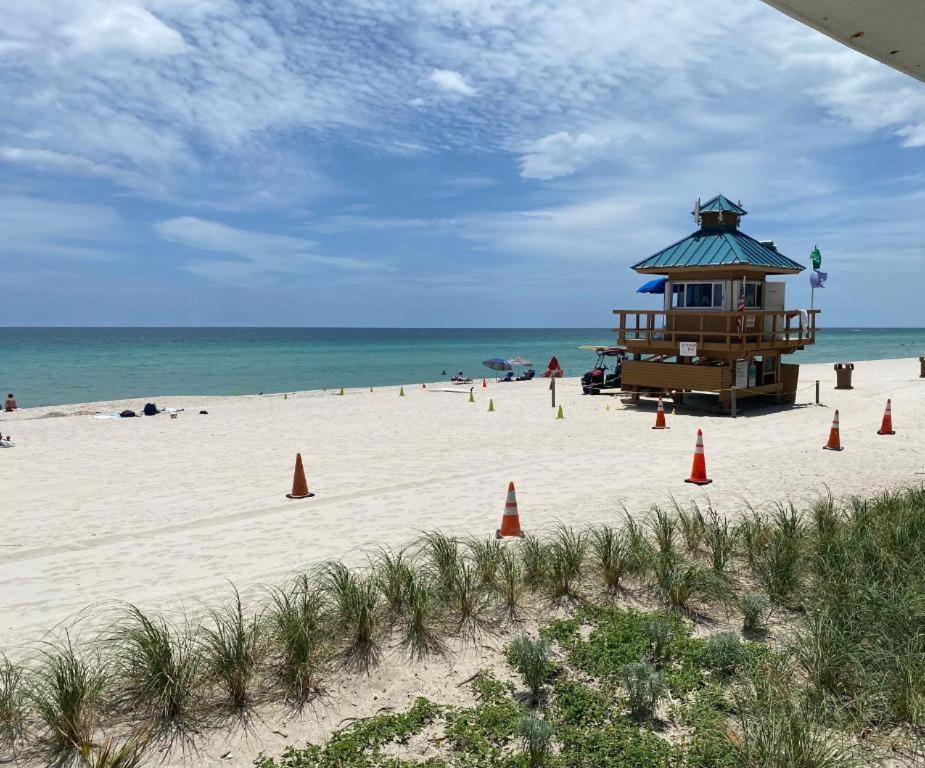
(468, 389), (475, 403)
(339, 387), (345, 396)
(399, 386), (405, 397)
(556, 404), (564, 420)
(488, 398), (495, 412)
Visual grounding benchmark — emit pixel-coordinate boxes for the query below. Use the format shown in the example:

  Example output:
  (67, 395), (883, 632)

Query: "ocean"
(3, 327), (924, 408)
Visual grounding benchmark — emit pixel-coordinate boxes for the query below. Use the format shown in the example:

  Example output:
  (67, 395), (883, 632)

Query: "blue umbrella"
(482, 357), (512, 371)
(637, 277), (668, 294)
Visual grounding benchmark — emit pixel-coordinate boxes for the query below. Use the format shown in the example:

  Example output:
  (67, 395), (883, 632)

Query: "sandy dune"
(1, 357), (923, 656)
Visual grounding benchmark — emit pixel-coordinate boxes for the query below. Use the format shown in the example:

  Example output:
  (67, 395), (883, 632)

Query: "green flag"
(810, 245), (822, 270)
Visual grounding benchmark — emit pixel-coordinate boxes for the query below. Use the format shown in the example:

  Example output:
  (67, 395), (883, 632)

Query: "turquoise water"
(2, 327), (924, 408)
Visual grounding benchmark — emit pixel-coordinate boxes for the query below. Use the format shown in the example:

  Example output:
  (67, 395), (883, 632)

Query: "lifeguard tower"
(613, 195), (818, 409)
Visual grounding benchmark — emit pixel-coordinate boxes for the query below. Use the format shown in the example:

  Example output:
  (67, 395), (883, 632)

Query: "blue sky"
(1, 0), (924, 327)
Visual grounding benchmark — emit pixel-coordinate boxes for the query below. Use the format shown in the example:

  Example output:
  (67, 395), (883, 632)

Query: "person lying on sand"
(4, 393), (16, 412)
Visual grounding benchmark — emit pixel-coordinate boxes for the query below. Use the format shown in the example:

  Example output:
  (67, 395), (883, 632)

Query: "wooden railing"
(612, 309), (819, 354)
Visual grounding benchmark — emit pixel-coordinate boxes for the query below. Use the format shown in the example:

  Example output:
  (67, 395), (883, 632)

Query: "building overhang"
(633, 265), (802, 278)
(761, 0), (925, 84)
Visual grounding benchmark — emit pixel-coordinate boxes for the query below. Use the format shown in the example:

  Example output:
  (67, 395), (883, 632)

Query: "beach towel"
(92, 412), (122, 420)
(799, 309), (808, 333)
(0, 440), (14, 448)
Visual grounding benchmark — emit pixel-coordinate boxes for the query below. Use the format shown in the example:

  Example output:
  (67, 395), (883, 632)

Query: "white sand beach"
(1, 357), (922, 654)
(1, 356), (924, 765)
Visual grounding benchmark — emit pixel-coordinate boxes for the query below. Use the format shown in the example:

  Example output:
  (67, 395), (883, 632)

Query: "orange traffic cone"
(652, 397), (667, 430)
(877, 399), (895, 435)
(823, 410), (844, 451)
(684, 429), (712, 485)
(482, 378), (487, 388)
(286, 453), (315, 499)
(495, 481), (525, 538)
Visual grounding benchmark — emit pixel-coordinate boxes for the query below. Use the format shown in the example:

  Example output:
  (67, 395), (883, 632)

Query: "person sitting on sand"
(3, 393), (15, 412)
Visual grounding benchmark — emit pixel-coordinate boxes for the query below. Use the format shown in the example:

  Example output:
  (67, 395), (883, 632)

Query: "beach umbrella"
(637, 277), (667, 294)
(482, 357), (512, 371)
(507, 356), (533, 367)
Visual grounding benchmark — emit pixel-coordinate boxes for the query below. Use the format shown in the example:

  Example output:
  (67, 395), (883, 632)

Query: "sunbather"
(4, 393), (16, 412)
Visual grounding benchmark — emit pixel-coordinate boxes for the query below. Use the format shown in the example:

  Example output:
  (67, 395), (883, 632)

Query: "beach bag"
(143, 402), (157, 416)
(120, 409), (136, 418)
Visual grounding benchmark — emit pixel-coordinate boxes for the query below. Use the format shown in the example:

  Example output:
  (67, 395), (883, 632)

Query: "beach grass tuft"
(29, 637), (104, 765)
(267, 576), (328, 707)
(0, 654), (26, 754)
(545, 524), (586, 603)
(320, 562), (382, 674)
(110, 605), (202, 739)
(201, 587), (262, 714)
(397, 570), (447, 661)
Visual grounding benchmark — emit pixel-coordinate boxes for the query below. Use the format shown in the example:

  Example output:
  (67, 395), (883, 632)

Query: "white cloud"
(0, 147), (143, 187)
(519, 131), (614, 180)
(61, 1), (187, 57)
(428, 68), (475, 96)
(0, 196), (124, 261)
(154, 216), (389, 285)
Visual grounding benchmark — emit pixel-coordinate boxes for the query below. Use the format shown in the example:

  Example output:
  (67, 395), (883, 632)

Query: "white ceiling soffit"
(762, 0), (925, 84)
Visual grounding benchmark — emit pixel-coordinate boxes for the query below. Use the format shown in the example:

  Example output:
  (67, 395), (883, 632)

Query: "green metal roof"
(632, 227), (805, 272)
(696, 194), (747, 216)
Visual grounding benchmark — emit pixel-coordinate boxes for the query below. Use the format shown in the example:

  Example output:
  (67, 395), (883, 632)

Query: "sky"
(1, 0), (924, 327)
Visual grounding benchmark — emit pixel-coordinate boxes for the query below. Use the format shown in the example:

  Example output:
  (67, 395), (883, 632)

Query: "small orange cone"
(482, 378), (487, 388)
(495, 481), (525, 538)
(286, 453), (315, 499)
(877, 399), (895, 435)
(684, 429), (712, 485)
(652, 397), (667, 430)
(823, 410), (844, 451)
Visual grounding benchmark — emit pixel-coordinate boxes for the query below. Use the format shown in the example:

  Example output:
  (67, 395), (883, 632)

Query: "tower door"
(764, 282), (786, 340)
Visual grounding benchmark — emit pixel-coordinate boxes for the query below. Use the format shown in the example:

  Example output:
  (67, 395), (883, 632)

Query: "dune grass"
(0, 654), (25, 755)
(267, 576), (329, 707)
(2, 485), (923, 764)
(29, 637), (104, 765)
(110, 605), (202, 739)
(200, 587), (263, 714)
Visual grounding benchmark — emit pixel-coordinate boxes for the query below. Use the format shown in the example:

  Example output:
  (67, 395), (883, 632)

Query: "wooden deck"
(612, 308), (818, 356)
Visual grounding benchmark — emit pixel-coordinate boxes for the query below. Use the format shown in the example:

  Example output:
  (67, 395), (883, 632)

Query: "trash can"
(920, 356), (925, 378)
(834, 362), (854, 390)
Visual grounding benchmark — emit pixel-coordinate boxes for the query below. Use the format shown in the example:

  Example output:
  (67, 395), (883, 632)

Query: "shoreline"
(3, 353), (922, 415)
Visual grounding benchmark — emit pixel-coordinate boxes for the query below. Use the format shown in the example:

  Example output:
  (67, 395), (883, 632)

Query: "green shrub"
(518, 714), (553, 768)
(618, 661), (666, 720)
(739, 593), (771, 634)
(508, 635), (555, 705)
(643, 616), (675, 667)
(702, 632), (745, 678)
